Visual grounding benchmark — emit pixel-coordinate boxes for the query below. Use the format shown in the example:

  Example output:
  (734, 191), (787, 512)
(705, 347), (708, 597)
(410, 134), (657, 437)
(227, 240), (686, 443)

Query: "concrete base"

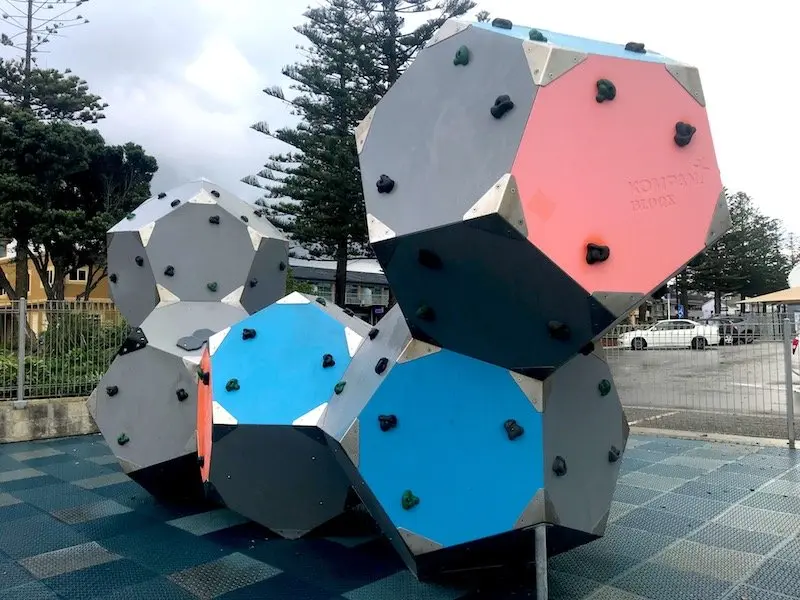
(0, 396), (97, 443)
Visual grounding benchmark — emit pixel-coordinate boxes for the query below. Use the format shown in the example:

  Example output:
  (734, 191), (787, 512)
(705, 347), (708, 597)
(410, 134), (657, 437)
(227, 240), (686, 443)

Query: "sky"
(0, 0), (796, 234)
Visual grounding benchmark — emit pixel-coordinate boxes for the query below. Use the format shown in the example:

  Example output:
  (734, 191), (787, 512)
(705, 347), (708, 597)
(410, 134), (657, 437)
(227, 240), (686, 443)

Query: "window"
(67, 267), (88, 282)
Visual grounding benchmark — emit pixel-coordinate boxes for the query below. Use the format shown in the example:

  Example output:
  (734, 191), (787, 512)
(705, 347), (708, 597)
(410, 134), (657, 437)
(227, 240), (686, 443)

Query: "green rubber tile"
(168, 552), (282, 599)
(672, 480), (752, 504)
(343, 570), (464, 600)
(623, 449), (675, 463)
(741, 492), (800, 516)
(86, 455), (120, 467)
(662, 456), (730, 472)
(688, 522), (784, 556)
(685, 446), (757, 461)
(167, 508), (250, 537)
(0, 474), (62, 494)
(72, 472), (130, 490)
(12, 482), (105, 513)
(91, 576), (198, 600)
(0, 493), (21, 509)
(0, 455), (24, 472)
(0, 469), (45, 484)
(739, 453), (800, 470)
(551, 549), (639, 582)
(641, 463), (707, 480)
(618, 472), (686, 492)
(748, 558), (800, 597)
(42, 558), (157, 599)
(608, 501), (637, 523)
(619, 458), (653, 473)
(0, 582), (60, 600)
(772, 537), (800, 564)
(547, 571), (602, 600)
(8, 448), (63, 462)
(0, 560), (37, 591)
(580, 525), (676, 561)
(637, 439), (708, 452)
(718, 462), (788, 478)
(0, 513), (89, 559)
(761, 480), (800, 498)
(717, 506), (800, 537)
(588, 586), (651, 600)
(655, 539), (761, 582)
(780, 470), (800, 482)
(18, 541), (121, 579)
(51, 499), (133, 525)
(612, 484), (662, 505)
(698, 470), (773, 490)
(613, 507), (706, 538)
(725, 585), (800, 600)
(644, 493), (732, 521)
(614, 561), (730, 600)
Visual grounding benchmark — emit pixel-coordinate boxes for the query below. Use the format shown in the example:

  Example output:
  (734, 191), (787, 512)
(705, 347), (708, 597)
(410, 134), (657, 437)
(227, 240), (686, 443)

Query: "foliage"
(285, 268), (315, 294)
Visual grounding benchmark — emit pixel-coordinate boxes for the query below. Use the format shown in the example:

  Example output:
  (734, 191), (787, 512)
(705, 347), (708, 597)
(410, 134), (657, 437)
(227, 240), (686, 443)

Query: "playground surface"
(0, 433), (799, 600)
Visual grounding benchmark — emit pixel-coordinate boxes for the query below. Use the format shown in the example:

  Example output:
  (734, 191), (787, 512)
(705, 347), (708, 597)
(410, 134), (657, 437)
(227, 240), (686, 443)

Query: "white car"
(618, 319), (720, 350)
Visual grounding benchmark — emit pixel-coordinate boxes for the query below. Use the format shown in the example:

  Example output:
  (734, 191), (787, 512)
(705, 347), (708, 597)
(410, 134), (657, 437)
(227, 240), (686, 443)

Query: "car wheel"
(631, 338), (647, 351)
(723, 333), (735, 345)
(691, 337), (707, 350)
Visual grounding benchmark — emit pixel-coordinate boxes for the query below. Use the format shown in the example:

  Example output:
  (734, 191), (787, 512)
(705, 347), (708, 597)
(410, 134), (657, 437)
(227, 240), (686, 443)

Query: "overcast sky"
(1, 0), (796, 236)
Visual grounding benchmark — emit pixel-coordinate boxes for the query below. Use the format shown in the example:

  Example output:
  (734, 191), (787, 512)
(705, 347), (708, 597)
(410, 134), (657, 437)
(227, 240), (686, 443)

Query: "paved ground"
(1, 435), (800, 599)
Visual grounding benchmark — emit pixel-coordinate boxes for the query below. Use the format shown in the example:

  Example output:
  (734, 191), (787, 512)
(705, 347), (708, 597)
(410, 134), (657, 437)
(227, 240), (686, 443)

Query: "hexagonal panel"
(201, 292), (372, 538)
(87, 300), (247, 500)
(106, 231), (158, 327)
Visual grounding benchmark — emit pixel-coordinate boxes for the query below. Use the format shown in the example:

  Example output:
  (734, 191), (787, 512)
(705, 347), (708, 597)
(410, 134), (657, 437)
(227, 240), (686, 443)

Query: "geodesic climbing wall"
(90, 179), (289, 500)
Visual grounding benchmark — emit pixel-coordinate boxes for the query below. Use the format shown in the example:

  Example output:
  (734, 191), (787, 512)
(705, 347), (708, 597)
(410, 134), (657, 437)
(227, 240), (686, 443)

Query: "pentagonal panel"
(240, 237), (290, 315)
(513, 51), (723, 305)
(542, 351), (629, 537)
(106, 231), (158, 327)
(358, 23), (536, 239)
(202, 292), (372, 537)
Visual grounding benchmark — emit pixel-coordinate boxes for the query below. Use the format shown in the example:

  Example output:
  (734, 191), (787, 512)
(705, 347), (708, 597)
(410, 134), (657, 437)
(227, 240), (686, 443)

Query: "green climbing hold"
(226, 378), (240, 392)
(334, 381), (346, 395)
(207, 282), (218, 292)
(598, 379), (612, 397)
(401, 490), (420, 510)
(453, 45), (470, 66)
(117, 433), (130, 445)
(415, 305), (435, 321)
(126, 213), (135, 220)
(315, 297), (327, 306)
(528, 29), (548, 42)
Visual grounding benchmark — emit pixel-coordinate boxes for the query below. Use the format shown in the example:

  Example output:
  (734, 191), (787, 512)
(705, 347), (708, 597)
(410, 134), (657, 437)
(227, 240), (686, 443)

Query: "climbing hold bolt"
(199, 369), (210, 385)
(176, 389), (189, 402)
(109, 273), (118, 283)
(249, 278), (258, 288)
(209, 215), (220, 225)
(492, 17), (513, 29)
(491, 95), (515, 119)
(579, 342), (595, 356)
(674, 122), (696, 147)
(547, 320), (571, 341)
(117, 433), (130, 446)
(529, 28), (547, 42)
(608, 446), (621, 463)
(624, 41), (646, 54)
(416, 305), (435, 322)
(586, 243), (611, 264)
(240, 215), (249, 223)
(595, 79), (616, 103)
(504, 419), (524, 441)
(242, 328), (257, 340)
(225, 378), (240, 392)
(344, 308), (355, 317)
(453, 45), (470, 66)
(279, 261), (286, 271)
(134, 256), (144, 266)
(334, 381), (346, 395)
(368, 328), (379, 340)
(315, 297), (327, 306)
(164, 265), (175, 277)
(126, 213), (135, 220)
(379, 414), (398, 431)
(211, 190), (221, 198)
(157, 192), (167, 199)
(418, 249), (443, 270)
(207, 282), (218, 292)
(376, 175), (395, 194)
(598, 379), (612, 397)
(375, 357), (389, 375)
(254, 209), (264, 218)
(106, 385), (119, 397)
(197, 455), (205, 467)
(322, 354), (336, 368)
(401, 490), (420, 510)
(552, 456), (567, 476)
(170, 199), (181, 208)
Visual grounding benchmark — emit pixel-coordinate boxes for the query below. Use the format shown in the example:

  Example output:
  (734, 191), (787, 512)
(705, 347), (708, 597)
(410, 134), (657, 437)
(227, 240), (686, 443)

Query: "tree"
(285, 269), (315, 295)
(246, 0), (474, 307)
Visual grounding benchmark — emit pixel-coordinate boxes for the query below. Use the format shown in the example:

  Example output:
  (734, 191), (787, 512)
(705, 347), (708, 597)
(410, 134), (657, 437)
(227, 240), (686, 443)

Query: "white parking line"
(627, 411), (680, 426)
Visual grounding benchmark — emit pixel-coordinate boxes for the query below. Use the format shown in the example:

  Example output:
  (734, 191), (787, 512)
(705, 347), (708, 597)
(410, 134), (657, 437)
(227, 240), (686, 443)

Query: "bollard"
(535, 523), (549, 599)
(14, 298), (27, 409)
(783, 318), (795, 449)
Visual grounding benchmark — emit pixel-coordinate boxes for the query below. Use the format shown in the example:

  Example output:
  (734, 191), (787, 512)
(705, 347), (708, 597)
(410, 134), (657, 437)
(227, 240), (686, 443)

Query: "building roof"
(738, 287), (800, 304)
(289, 258), (387, 286)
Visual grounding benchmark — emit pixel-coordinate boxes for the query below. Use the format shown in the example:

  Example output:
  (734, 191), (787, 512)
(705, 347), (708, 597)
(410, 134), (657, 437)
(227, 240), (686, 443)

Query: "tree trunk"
(15, 240), (29, 299)
(714, 290), (722, 314)
(678, 272), (689, 317)
(51, 264), (66, 300)
(334, 239), (348, 308)
(638, 303), (647, 324)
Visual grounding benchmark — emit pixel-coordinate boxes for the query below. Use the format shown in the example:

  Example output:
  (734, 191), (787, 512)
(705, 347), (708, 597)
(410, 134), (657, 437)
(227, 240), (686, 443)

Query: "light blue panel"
(211, 303), (351, 425)
(470, 21), (675, 64)
(358, 349), (544, 548)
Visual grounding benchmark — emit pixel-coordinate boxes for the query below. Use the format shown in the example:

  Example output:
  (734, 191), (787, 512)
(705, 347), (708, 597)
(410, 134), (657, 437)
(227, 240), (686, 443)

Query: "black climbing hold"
(117, 328), (148, 356)
(158, 192), (167, 199)
(624, 41), (646, 54)
(322, 354), (335, 368)
(529, 28), (547, 42)
(176, 329), (215, 352)
(344, 308), (355, 317)
(375, 357), (389, 375)
(242, 328), (257, 340)
(401, 490), (420, 510)
(164, 265), (175, 277)
(418, 249), (443, 270)
(211, 190), (220, 198)
(608, 446), (621, 463)
(491, 95), (515, 119)
(579, 342), (595, 356)
(254, 209), (264, 218)
(598, 379), (612, 397)
(595, 79), (616, 103)
(170, 199), (180, 208)
(199, 369), (210, 386)
(176, 388), (189, 402)
(109, 273), (118, 284)
(315, 297), (327, 306)
(126, 213), (135, 220)
(379, 414), (398, 432)
(492, 17), (512, 29)
(376, 175), (395, 194)
(240, 215), (249, 223)
(552, 456), (567, 476)
(134, 256), (144, 267)
(368, 328), (379, 340)
(117, 433), (129, 446)
(416, 305), (435, 322)
(209, 215), (220, 225)
(207, 282), (218, 292)
(197, 455), (205, 467)
(674, 121), (696, 147)
(334, 381), (346, 395)
(279, 261), (286, 271)
(586, 243), (611, 264)
(226, 378), (240, 392)
(453, 45), (470, 66)
(106, 385), (119, 397)
(504, 419), (524, 441)
(249, 278), (258, 288)
(547, 321), (570, 341)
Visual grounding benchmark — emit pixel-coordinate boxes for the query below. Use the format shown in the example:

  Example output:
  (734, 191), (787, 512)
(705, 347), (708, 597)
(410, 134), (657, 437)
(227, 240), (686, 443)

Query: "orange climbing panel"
(197, 346), (213, 483)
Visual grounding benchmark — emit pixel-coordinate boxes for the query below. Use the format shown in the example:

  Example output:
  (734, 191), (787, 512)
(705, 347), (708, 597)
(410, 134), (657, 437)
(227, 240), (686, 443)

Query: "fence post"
(14, 298), (27, 409)
(783, 318), (795, 450)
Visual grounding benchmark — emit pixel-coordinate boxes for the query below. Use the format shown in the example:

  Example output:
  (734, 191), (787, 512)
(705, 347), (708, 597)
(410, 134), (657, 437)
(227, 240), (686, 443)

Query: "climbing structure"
(198, 292), (372, 537)
(90, 180), (289, 499)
